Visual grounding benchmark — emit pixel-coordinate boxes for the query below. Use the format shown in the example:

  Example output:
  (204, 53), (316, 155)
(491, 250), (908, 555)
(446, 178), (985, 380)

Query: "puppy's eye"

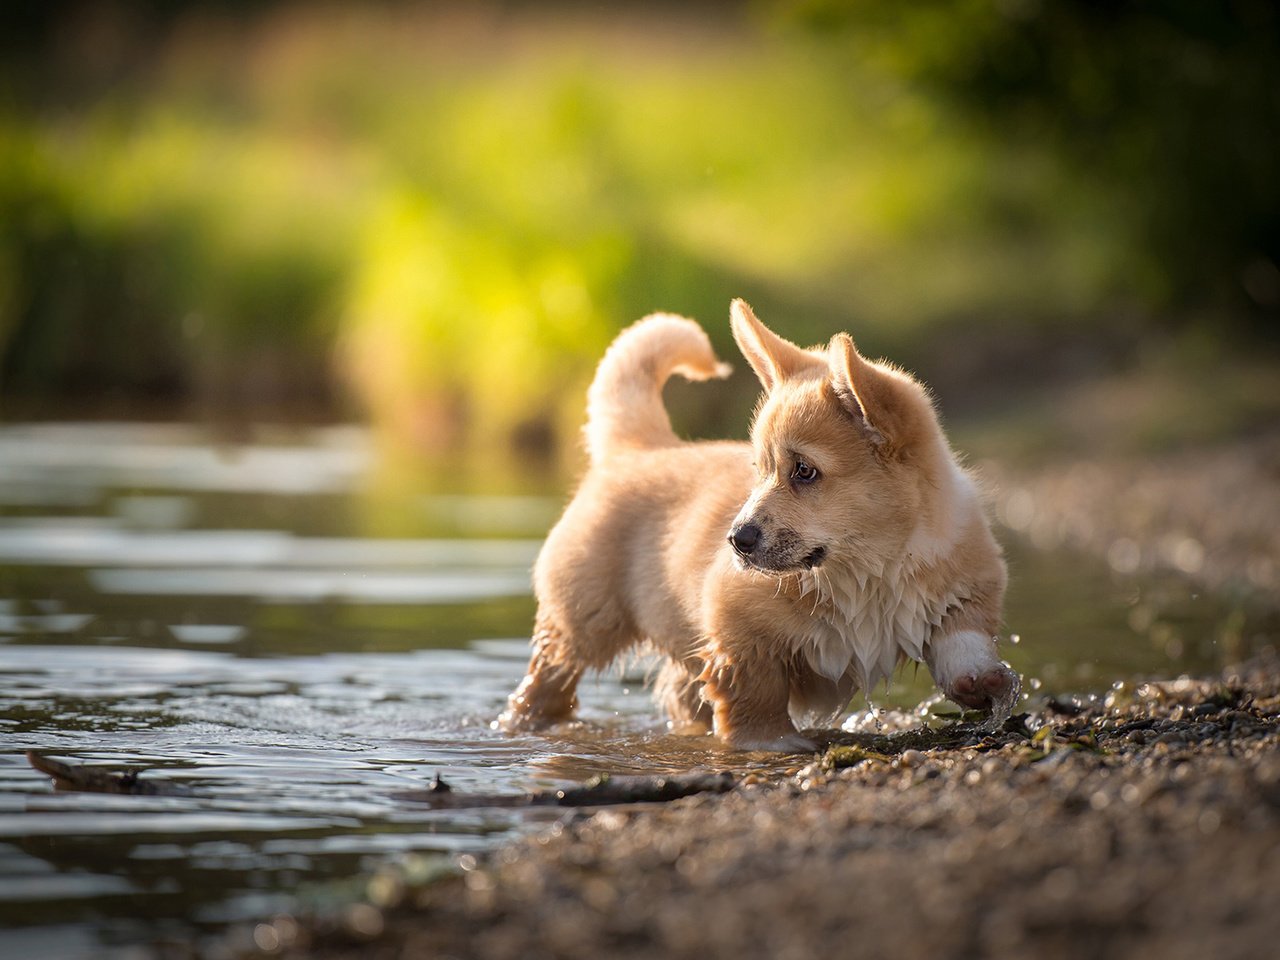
(792, 460), (820, 485)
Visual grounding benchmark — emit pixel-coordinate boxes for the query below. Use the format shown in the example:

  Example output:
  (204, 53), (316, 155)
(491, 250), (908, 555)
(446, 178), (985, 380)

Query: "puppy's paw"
(946, 663), (1019, 711)
(930, 630), (1020, 713)
(493, 669), (579, 733)
(492, 705), (540, 733)
(493, 696), (574, 733)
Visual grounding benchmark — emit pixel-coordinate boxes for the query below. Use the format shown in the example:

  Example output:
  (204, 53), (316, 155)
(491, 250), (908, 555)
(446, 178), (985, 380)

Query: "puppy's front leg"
(699, 642), (816, 753)
(496, 619), (583, 732)
(927, 629), (1019, 712)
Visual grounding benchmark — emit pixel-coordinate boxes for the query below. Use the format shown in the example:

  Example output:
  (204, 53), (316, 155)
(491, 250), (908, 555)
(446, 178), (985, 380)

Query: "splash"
(981, 666), (1023, 733)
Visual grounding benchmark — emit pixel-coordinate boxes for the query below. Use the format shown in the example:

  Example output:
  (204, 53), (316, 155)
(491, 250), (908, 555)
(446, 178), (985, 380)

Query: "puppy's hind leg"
(496, 615), (586, 732)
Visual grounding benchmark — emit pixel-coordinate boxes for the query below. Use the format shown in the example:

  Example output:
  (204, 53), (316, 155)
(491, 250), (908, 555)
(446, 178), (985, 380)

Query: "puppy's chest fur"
(791, 561), (960, 692)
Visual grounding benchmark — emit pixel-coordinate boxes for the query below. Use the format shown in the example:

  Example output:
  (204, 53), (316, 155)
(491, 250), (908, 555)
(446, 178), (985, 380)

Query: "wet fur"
(498, 303), (1015, 751)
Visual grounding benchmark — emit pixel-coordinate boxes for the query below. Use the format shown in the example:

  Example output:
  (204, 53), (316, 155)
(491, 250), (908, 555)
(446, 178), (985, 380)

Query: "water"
(0, 422), (1265, 956)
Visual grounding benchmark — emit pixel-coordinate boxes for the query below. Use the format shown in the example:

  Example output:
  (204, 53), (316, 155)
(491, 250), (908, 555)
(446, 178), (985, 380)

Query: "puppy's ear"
(828, 333), (926, 459)
(730, 299), (821, 392)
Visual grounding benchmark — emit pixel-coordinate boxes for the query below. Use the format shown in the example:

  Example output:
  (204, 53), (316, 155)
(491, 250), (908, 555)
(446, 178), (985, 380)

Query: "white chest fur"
(794, 560), (959, 693)
(790, 459), (978, 693)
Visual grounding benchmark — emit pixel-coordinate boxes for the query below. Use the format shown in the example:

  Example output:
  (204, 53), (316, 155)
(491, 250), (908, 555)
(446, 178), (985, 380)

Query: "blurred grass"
(0, 3), (1274, 464)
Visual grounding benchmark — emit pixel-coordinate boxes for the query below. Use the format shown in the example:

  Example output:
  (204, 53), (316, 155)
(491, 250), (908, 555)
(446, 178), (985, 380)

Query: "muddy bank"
(226, 652), (1280, 960)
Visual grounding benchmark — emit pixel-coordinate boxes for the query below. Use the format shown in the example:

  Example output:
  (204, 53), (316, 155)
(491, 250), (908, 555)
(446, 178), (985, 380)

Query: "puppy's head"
(726, 299), (946, 574)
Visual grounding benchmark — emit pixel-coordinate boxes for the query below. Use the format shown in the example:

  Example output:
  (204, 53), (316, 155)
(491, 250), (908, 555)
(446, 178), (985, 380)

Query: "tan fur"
(498, 300), (1014, 752)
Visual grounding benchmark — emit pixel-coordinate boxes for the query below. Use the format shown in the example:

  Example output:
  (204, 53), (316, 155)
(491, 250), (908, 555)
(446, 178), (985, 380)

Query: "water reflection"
(0, 524), (542, 570)
(0, 422), (370, 497)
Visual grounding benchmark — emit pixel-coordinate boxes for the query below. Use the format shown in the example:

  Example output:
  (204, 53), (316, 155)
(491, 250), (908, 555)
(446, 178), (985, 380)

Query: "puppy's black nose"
(729, 523), (762, 556)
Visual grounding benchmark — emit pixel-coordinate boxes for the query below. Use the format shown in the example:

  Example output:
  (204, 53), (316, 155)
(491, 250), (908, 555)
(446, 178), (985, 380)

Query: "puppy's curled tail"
(585, 314), (731, 462)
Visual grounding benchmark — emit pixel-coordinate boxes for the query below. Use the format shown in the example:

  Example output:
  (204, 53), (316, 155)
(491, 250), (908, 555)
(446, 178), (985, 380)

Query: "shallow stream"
(0, 422), (1260, 956)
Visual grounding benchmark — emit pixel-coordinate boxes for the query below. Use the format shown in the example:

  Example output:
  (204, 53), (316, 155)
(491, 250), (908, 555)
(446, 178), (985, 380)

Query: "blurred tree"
(2, 1), (1275, 452)
(781, 0), (1280, 327)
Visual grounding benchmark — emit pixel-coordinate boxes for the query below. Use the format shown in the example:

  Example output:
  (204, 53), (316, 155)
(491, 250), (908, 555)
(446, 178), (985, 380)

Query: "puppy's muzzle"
(728, 522), (762, 558)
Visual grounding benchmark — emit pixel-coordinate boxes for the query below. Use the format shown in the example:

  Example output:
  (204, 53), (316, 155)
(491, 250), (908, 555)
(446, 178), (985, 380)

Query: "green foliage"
(782, 0), (1280, 315)
(0, 115), (354, 410)
(1, 3), (1271, 453)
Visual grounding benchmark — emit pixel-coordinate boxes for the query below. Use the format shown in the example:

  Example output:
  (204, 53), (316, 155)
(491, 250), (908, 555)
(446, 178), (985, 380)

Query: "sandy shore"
(226, 434), (1280, 960)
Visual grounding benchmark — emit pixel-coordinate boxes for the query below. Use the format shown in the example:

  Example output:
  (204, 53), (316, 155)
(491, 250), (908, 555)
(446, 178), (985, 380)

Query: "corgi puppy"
(498, 300), (1016, 751)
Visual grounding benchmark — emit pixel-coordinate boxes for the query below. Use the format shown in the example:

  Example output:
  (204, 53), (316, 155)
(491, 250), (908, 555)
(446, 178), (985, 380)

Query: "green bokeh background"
(1, 1), (1276, 465)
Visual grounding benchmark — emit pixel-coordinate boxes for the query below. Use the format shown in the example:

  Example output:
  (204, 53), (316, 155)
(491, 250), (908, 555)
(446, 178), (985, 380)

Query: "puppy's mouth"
(729, 521), (828, 573)
(801, 546), (827, 569)
(736, 545), (828, 573)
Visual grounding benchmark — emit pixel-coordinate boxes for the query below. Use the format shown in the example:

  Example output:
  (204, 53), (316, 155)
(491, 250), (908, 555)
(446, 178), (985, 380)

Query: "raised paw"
(929, 630), (1021, 714)
(947, 662), (1019, 711)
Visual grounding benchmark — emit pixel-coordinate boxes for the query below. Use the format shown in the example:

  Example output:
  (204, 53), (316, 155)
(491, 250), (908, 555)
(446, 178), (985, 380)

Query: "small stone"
(795, 762), (822, 781)
(899, 749), (926, 767)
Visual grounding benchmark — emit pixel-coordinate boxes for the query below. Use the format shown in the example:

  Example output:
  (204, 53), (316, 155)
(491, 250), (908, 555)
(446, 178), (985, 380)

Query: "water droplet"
(1009, 633), (1021, 645)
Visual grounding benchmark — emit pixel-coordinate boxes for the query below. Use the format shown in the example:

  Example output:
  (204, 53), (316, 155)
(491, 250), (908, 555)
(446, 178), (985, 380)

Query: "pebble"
(898, 749), (926, 768)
